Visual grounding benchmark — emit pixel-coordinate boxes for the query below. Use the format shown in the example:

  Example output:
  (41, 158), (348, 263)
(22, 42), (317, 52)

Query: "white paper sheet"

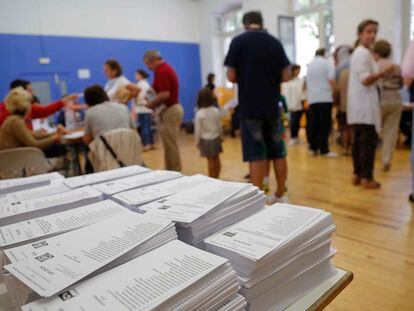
(113, 174), (210, 206)
(0, 186), (102, 226)
(0, 181), (70, 206)
(64, 165), (150, 189)
(0, 172), (64, 195)
(22, 240), (228, 311)
(62, 131), (84, 140)
(0, 200), (126, 248)
(92, 170), (182, 195)
(205, 204), (324, 260)
(5, 212), (173, 297)
(140, 180), (248, 223)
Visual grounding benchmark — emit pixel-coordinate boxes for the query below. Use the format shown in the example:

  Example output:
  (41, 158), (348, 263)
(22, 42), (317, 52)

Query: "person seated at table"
(83, 85), (135, 145)
(0, 88), (66, 157)
(0, 79), (78, 129)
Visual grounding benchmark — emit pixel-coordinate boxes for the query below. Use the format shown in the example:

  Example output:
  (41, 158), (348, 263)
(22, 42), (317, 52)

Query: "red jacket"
(0, 100), (64, 130)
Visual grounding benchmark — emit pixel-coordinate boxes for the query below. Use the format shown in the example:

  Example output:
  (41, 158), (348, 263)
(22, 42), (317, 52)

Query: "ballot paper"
(205, 203), (325, 260)
(0, 200), (127, 249)
(112, 174), (211, 207)
(64, 165), (150, 188)
(4, 212), (173, 297)
(0, 181), (70, 206)
(92, 169), (183, 196)
(0, 186), (103, 226)
(140, 179), (249, 223)
(0, 172), (64, 195)
(62, 131), (84, 140)
(216, 294), (247, 311)
(22, 240), (240, 311)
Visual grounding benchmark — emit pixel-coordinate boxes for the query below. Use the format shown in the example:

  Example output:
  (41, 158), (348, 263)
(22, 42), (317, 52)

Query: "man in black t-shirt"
(224, 11), (291, 203)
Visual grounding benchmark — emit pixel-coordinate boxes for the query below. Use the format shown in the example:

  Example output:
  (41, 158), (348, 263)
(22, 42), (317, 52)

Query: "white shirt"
(194, 107), (222, 142)
(104, 75), (130, 103)
(281, 77), (304, 111)
(306, 56), (335, 104)
(134, 79), (153, 114)
(347, 46), (381, 133)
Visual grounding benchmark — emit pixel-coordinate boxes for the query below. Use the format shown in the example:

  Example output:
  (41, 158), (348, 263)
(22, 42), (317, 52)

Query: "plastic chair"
(0, 147), (52, 179)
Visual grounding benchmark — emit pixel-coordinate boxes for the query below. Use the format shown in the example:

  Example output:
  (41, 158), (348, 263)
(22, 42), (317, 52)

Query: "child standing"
(195, 88), (223, 178)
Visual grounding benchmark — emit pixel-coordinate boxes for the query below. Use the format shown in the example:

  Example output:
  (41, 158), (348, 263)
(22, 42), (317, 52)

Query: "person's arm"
(227, 68), (237, 83)
(194, 112), (201, 146)
(82, 113), (94, 145)
(12, 118), (59, 149)
(224, 39), (241, 83)
(31, 94), (78, 118)
(147, 91), (171, 109)
(402, 41), (414, 82)
(147, 71), (172, 109)
(126, 83), (140, 100)
(281, 66), (291, 82)
(354, 50), (394, 87)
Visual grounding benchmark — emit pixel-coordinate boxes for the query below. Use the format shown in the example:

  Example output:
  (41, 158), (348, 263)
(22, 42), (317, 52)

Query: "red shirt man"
(152, 62), (179, 107)
(144, 50), (183, 172)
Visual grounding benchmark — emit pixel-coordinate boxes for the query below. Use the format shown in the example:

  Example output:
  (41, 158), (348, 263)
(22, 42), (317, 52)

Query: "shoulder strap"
(99, 135), (125, 167)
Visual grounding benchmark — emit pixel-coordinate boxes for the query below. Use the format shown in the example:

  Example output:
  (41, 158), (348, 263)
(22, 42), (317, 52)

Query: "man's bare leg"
(249, 160), (268, 187)
(273, 158), (287, 197)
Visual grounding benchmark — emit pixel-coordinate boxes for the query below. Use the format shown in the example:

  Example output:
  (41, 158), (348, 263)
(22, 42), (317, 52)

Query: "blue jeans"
(138, 113), (154, 146)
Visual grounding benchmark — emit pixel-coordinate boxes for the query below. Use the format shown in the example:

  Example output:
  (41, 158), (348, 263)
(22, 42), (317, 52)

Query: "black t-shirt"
(224, 29), (290, 119)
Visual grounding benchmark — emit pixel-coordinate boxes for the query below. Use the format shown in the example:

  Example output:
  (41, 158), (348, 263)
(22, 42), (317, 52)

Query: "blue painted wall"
(0, 33), (202, 121)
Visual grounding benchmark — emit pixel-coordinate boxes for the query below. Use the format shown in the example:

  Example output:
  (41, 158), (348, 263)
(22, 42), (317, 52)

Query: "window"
(213, 5), (244, 87)
(411, 0), (414, 39)
(292, 0), (333, 75)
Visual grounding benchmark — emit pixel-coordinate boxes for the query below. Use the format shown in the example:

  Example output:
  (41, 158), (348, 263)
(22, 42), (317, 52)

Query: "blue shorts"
(240, 118), (286, 162)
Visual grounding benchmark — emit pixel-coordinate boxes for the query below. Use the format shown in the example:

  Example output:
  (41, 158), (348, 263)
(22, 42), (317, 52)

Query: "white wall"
(0, 0), (200, 43)
(333, 0), (411, 61)
(197, 0), (292, 86)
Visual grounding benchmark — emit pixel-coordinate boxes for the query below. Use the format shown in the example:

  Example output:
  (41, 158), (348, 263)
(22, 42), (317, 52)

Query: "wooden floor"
(143, 130), (414, 311)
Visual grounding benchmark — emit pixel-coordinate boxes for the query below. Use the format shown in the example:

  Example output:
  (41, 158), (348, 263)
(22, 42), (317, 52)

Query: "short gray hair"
(143, 50), (162, 62)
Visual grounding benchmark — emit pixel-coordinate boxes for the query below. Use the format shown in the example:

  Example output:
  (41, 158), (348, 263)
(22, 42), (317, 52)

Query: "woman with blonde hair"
(0, 88), (63, 153)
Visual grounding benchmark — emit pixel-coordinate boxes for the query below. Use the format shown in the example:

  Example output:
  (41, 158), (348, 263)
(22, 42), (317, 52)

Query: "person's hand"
(36, 129), (47, 136)
(147, 101), (155, 110)
(53, 132), (62, 143)
(56, 124), (69, 134)
(382, 64), (395, 75)
(62, 94), (79, 106)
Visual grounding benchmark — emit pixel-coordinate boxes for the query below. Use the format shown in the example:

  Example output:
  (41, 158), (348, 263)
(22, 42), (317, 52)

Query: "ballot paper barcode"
(59, 290), (78, 301)
(223, 232), (237, 237)
(35, 253), (55, 262)
(32, 241), (48, 249)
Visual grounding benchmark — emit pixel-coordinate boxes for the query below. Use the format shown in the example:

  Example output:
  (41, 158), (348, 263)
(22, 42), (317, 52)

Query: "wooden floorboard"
(142, 130), (414, 310)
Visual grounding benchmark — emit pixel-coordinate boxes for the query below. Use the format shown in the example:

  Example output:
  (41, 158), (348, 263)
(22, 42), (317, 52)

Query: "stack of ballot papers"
(204, 203), (338, 311)
(92, 169), (182, 197)
(22, 240), (246, 311)
(0, 186), (103, 226)
(112, 174), (214, 208)
(2, 212), (177, 308)
(0, 180), (70, 206)
(138, 178), (266, 246)
(63, 165), (150, 188)
(0, 200), (127, 250)
(0, 172), (64, 195)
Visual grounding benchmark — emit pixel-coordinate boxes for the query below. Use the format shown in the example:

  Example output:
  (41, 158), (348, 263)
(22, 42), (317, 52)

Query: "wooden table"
(61, 131), (86, 176)
(286, 267), (353, 311)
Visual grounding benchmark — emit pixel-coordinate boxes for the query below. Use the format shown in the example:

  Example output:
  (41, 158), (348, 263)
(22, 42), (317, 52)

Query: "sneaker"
(361, 179), (381, 189)
(289, 138), (299, 146)
(321, 152), (338, 158)
(352, 175), (361, 186)
(383, 164), (391, 172)
(266, 194), (289, 205)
